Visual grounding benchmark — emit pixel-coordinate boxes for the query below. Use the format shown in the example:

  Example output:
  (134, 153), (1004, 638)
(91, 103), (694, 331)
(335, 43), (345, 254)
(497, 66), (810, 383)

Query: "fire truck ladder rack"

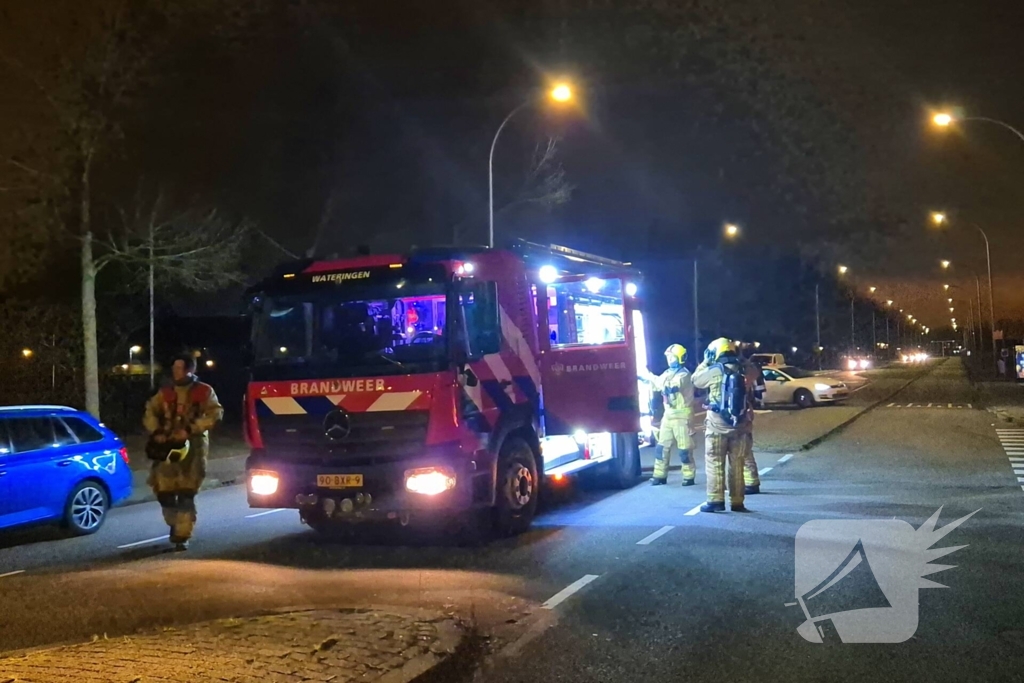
(509, 239), (639, 278)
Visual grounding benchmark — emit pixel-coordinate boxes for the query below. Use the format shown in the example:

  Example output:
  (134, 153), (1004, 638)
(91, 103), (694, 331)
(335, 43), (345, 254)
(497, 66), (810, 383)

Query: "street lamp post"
(931, 210), (999, 370)
(488, 83), (573, 248)
(129, 345), (142, 372)
(972, 224), (998, 368)
(933, 112), (1024, 144)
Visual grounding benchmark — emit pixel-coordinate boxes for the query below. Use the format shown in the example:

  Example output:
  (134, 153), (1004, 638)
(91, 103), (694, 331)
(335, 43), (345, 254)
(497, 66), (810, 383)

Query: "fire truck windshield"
(251, 280), (448, 380)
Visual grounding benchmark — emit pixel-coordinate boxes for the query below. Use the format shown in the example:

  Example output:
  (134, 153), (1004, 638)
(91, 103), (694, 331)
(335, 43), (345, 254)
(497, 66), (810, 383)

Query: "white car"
(761, 366), (849, 408)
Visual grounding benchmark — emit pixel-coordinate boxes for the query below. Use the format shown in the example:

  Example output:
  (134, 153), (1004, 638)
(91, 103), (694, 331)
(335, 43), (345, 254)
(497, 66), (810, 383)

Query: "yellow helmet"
(664, 344), (687, 364)
(706, 337), (735, 363)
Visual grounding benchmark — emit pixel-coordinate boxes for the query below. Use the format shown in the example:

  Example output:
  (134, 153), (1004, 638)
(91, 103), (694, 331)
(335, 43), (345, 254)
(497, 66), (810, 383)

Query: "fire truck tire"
(605, 433), (641, 489)
(493, 437), (539, 536)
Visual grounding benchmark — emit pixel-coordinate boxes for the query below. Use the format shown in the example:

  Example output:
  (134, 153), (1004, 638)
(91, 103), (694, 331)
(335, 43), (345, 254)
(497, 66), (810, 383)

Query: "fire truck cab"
(243, 241), (645, 535)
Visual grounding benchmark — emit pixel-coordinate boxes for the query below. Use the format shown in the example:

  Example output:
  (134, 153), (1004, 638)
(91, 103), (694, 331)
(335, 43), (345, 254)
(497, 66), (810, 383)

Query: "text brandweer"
(290, 379), (386, 395)
(565, 362), (627, 372)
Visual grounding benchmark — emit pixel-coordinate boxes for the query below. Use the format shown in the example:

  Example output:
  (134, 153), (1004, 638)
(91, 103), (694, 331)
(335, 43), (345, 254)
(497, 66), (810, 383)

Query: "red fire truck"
(243, 241), (648, 534)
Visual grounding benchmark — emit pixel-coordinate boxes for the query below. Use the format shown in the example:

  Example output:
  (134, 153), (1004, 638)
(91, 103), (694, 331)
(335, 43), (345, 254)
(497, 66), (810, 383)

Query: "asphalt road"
(2, 359), (1023, 681)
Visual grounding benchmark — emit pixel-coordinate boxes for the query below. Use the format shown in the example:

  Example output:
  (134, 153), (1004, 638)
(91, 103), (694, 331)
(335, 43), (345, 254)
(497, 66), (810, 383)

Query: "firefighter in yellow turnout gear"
(643, 344), (696, 486)
(738, 343), (767, 494)
(143, 354), (224, 550)
(692, 338), (753, 513)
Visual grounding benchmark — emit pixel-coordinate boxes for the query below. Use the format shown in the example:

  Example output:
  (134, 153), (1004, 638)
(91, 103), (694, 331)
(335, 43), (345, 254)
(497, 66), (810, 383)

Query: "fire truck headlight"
(250, 470), (279, 496)
(625, 282), (638, 297)
(847, 358), (858, 370)
(539, 265), (558, 284)
(405, 467), (456, 496)
(859, 359), (870, 369)
(572, 429), (588, 445)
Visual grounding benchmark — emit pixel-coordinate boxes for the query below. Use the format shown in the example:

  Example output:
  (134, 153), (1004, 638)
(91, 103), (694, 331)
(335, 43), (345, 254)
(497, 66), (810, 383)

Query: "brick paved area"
(0, 608), (462, 683)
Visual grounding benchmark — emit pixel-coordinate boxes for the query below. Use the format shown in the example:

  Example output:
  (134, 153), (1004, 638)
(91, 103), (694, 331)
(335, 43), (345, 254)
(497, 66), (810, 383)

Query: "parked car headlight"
(814, 383), (831, 391)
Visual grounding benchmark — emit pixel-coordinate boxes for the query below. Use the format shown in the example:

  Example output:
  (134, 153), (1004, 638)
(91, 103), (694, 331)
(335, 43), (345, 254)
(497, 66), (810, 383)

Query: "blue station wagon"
(0, 406), (133, 535)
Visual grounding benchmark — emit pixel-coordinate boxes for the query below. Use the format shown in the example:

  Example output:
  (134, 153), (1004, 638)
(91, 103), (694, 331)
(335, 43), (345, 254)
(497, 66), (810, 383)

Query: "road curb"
(797, 361), (943, 452)
(119, 453), (248, 507)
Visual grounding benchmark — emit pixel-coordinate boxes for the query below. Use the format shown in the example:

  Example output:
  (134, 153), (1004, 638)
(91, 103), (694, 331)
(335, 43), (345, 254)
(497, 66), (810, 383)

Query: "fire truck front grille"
(259, 410), (430, 465)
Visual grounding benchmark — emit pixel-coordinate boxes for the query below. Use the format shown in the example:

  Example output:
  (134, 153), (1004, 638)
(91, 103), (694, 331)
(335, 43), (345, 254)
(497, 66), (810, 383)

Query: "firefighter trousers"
(654, 419), (695, 481)
(740, 432), (760, 487)
(157, 491), (197, 542)
(705, 431), (745, 505)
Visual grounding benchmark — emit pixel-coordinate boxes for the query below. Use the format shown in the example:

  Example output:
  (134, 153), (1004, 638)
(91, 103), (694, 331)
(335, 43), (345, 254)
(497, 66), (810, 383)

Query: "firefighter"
(643, 344), (696, 486)
(738, 342), (767, 494)
(143, 353), (224, 550)
(692, 338), (752, 512)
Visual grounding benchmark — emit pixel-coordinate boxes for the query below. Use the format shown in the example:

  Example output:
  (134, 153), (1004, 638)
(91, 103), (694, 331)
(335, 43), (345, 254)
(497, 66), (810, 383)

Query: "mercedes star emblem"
(323, 409), (352, 441)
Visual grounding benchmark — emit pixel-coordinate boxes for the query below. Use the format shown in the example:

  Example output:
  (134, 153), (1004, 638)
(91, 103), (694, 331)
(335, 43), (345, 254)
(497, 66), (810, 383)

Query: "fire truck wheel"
(493, 437), (539, 536)
(606, 433), (642, 489)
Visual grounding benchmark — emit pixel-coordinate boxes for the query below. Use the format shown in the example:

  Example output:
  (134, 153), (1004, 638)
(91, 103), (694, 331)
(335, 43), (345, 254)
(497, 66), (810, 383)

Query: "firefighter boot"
(700, 501), (726, 513)
(650, 477), (667, 486)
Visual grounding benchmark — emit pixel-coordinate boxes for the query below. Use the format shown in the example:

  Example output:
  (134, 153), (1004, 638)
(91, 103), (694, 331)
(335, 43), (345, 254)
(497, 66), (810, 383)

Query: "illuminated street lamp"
(943, 284), (950, 291)
(931, 111), (1024, 144)
(948, 298), (953, 303)
(838, 265), (848, 275)
(940, 260), (951, 269)
(950, 307), (955, 313)
(931, 211), (947, 225)
(869, 286), (877, 294)
(21, 348), (33, 359)
(886, 300), (893, 306)
(129, 344), (142, 369)
(489, 81), (575, 248)
(724, 223), (740, 239)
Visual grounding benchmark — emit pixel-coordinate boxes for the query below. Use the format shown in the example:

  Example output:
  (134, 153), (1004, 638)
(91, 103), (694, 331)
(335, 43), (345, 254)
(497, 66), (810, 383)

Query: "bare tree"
(104, 189), (250, 388)
(0, 2), (171, 415)
(452, 136), (574, 246)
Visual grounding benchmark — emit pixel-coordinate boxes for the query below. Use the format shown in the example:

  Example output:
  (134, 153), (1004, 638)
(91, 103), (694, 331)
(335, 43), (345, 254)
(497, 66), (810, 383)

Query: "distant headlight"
(859, 359), (870, 369)
(814, 383), (831, 392)
(847, 359), (858, 370)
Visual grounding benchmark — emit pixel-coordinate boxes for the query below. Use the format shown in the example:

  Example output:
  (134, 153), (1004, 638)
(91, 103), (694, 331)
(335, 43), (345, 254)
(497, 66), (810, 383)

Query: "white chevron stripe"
(326, 394), (346, 405)
(366, 391), (422, 412)
(464, 382), (485, 415)
(499, 305), (542, 390)
(483, 353), (516, 398)
(260, 397), (306, 415)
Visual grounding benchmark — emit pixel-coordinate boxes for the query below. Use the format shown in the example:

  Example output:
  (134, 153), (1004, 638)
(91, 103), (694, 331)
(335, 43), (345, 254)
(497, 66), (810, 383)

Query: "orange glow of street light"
(886, 300), (893, 306)
(940, 260), (951, 269)
(869, 286), (877, 294)
(21, 348), (33, 359)
(550, 83), (573, 103)
(724, 223), (740, 239)
(931, 211), (947, 225)
(943, 284), (950, 291)
(933, 113), (954, 127)
(838, 265), (848, 275)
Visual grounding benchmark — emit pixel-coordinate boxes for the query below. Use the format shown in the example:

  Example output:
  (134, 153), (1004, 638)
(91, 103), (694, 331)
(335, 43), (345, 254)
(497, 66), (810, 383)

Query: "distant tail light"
(118, 446), (130, 466)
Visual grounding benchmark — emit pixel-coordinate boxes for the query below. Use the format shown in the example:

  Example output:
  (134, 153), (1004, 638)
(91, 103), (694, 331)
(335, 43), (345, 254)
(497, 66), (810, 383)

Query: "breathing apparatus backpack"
(707, 359), (747, 427)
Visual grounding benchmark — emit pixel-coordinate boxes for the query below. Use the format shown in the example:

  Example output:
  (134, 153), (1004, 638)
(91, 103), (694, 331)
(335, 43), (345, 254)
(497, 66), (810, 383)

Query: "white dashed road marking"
(996, 431), (1024, 492)
(778, 454), (794, 464)
(542, 575), (600, 609)
(0, 570), (25, 579)
(245, 508), (287, 519)
(684, 504), (703, 516)
(117, 535), (168, 549)
(758, 467), (773, 475)
(636, 526), (674, 546)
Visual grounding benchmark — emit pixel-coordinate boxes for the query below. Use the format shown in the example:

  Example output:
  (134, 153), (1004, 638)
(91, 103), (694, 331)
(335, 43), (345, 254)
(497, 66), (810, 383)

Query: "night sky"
(1, 0), (1022, 332)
